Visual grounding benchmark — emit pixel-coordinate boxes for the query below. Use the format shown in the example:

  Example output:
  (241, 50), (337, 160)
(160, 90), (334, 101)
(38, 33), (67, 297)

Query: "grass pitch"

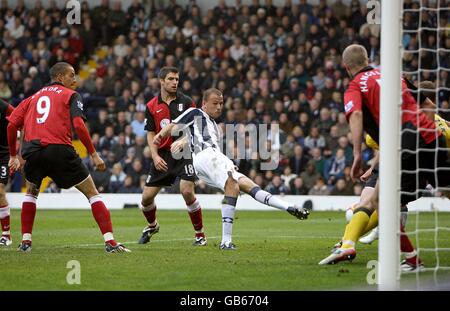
(1, 209), (449, 290)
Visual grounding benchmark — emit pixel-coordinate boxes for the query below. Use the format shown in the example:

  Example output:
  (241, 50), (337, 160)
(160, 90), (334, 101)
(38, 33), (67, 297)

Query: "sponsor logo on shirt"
(77, 101), (83, 110)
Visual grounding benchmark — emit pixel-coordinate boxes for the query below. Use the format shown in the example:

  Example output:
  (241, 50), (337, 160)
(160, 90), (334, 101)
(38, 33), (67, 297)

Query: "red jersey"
(7, 83), (85, 155)
(344, 66), (437, 145)
(145, 91), (196, 151)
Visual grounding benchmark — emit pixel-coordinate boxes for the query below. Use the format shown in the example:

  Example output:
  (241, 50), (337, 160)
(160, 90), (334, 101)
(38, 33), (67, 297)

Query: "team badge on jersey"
(178, 104), (183, 112)
(77, 101), (83, 110)
(345, 100), (354, 113)
(160, 118), (170, 128)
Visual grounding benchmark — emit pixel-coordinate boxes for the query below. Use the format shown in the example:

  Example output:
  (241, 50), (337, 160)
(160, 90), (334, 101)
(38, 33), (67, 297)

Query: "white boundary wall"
(6, 193), (450, 212)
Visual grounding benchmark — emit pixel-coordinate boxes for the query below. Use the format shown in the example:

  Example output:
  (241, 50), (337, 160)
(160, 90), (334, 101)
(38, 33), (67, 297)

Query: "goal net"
(379, 0), (450, 290)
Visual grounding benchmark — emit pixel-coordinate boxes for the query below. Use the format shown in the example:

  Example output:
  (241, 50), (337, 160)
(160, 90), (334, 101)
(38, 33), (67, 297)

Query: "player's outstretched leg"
(138, 186), (161, 244)
(76, 176), (130, 253)
(239, 177), (310, 220)
(181, 180), (206, 246)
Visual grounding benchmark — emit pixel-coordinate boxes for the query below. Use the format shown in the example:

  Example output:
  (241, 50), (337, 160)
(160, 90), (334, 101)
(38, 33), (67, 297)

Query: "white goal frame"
(378, 0), (402, 290)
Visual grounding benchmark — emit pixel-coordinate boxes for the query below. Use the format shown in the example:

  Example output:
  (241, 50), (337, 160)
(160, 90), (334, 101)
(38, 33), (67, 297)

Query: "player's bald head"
(50, 62), (73, 80)
(342, 44), (369, 71)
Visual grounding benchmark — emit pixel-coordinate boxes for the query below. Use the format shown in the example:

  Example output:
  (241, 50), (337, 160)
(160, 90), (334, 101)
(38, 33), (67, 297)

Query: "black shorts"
(24, 144), (90, 189)
(400, 135), (450, 205)
(364, 169), (378, 188)
(0, 153), (9, 185)
(145, 149), (197, 187)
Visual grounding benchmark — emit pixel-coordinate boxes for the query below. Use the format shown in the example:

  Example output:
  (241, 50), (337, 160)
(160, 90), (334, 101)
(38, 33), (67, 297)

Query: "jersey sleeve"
(344, 81), (363, 119)
(69, 93), (86, 120)
(7, 97), (29, 128)
(144, 105), (156, 132)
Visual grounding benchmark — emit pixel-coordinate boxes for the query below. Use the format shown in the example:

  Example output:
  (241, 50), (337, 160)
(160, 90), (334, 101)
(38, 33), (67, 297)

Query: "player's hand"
(170, 138), (186, 154)
(153, 133), (163, 146)
(360, 166), (374, 182)
(91, 152), (106, 171)
(8, 156), (20, 172)
(350, 154), (363, 182)
(153, 155), (168, 172)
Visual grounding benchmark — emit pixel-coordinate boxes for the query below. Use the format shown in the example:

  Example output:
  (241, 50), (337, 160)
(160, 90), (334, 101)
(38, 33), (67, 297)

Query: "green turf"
(1, 209), (449, 290)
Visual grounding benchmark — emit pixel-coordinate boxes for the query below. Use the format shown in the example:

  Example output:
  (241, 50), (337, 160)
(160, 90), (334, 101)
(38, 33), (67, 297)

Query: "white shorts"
(192, 147), (245, 191)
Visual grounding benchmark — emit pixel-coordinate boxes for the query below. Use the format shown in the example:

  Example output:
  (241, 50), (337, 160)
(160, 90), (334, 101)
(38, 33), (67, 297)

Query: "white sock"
(251, 188), (290, 211)
(221, 202), (236, 245)
(103, 232), (114, 242)
(23, 233), (32, 241)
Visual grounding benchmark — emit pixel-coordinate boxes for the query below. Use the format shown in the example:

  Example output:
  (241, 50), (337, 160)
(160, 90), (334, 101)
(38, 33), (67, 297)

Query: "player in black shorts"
(0, 99), (14, 246)
(7, 62), (129, 253)
(138, 67), (207, 246)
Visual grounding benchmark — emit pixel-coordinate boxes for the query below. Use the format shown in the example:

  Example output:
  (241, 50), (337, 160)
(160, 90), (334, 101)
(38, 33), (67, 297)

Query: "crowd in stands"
(1, 0), (448, 195)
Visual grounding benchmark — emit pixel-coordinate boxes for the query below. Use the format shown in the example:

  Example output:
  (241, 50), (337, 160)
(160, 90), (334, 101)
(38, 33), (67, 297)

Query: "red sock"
(401, 224), (421, 264)
(0, 204), (10, 234)
(89, 195), (113, 235)
(400, 224), (415, 253)
(187, 199), (203, 232)
(141, 202), (156, 225)
(22, 195), (37, 238)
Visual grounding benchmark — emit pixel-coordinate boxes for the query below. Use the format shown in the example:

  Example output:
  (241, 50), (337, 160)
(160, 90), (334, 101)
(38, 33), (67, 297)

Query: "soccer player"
(319, 45), (450, 268)
(357, 81), (450, 246)
(7, 62), (130, 253)
(153, 88), (310, 250)
(138, 67), (207, 246)
(0, 98), (14, 246)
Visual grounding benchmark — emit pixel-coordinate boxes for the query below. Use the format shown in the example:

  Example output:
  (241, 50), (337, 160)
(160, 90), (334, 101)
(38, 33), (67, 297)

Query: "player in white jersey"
(154, 88), (310, 250)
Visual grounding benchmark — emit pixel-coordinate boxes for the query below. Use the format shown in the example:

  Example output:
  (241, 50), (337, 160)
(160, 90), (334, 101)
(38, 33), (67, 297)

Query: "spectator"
(300, 161), (321, 190)
(308, 177), (330, 195)
(289, 177), (309, 195)
(304, 126), (326, 151)
(265, 175), (289, 195)
(109, 163), (127, 193)
(330, 178), (353, 196)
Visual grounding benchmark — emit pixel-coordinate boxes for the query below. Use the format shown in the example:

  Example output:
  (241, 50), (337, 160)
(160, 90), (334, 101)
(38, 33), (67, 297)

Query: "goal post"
(378, 0), (402, 290)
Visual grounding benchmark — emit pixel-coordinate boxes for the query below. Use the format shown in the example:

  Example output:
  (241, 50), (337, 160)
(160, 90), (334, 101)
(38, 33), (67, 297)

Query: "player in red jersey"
(319, 45), (449, 268)
(138, 66), (207, 246)
(7, 62), (130, 253)
(0, 99), (14, 246)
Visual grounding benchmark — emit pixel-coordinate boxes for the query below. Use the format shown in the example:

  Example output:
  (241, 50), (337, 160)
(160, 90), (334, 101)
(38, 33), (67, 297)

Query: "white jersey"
(173, 108), (221, 155)
(173, 107), (244, 190)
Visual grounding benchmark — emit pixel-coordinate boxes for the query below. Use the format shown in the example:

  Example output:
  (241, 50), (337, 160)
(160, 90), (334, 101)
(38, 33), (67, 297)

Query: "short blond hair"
(203, 88), (223, 102)
(342, 44), (369, 70)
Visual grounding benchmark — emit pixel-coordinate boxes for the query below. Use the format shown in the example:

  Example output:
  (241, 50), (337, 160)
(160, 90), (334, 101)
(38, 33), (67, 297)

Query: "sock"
(141, 202), (157, 227)
(400, 223), (421, 265)
(221, 196), (237, 245)
(186, 198), (204, 234)
(361, 210), (378, 236)
(0, 204), (10, 237)
(89, 195), (115, 245)
(22, 195), (37, 241)
(342, 207), (372, 249)
(249, 187), (290, 211)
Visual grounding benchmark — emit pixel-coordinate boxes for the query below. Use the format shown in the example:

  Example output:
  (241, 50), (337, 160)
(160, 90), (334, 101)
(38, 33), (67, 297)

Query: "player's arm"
(154, 108), (198, 145)
(344, 84), (364, 181)
(144, 106), (168, 172)
(69, 93), (105, 171)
